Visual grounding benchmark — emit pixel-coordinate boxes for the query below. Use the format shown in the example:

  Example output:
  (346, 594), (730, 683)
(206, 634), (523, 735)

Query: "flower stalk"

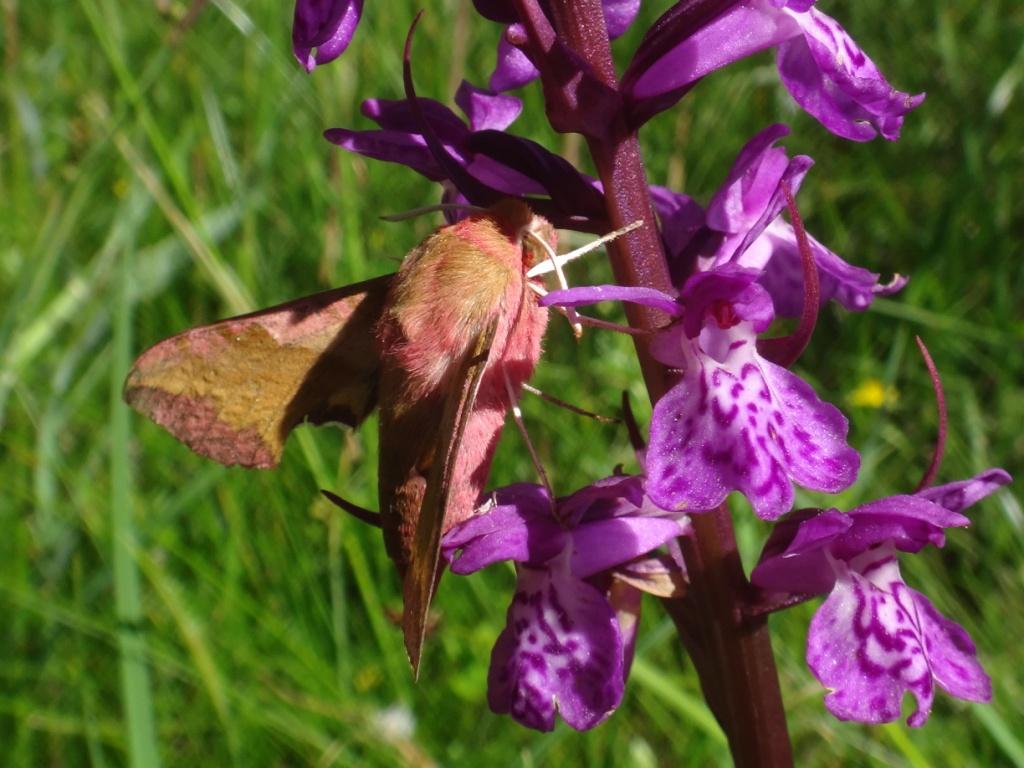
(542, 0), (793, 762)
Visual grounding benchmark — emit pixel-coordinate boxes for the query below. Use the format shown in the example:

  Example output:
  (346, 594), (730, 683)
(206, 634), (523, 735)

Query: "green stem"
(112, 222), (162, 768)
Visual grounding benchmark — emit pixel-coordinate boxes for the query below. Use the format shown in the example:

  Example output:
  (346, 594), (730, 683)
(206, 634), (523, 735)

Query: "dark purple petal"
(807, 551), (937, 726)
(778, 9), (925, 141)
(541, 285), (683, 317)
(490, 29), (541, 91)
(466, 131), (608, 219)
(292, 0), (363, 72)
(472, 0), (518, 24)
(324, 128), (447, 181)
(361, 97), (469, 142)
(558, 474), (647, 525)
(571, 515), (687, 578)
(625, 2), (800, 102)
(603, 0), (642, 38)
(488, 561), (624, 731)
(442, 485), (567, 573)
(463, 155), (547, 197)
(751, 508), (851, 595)
(916, 469), (1012, 513)
(650, 185), (706, 259)
(326, 118), (596, 215)
(647, 320), (858, 520)
(455, 81), (523, 131)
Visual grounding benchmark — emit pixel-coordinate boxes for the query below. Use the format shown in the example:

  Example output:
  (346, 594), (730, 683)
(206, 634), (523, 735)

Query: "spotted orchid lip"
(441, 473), (687, 731)
(750, 469), (1010, 726)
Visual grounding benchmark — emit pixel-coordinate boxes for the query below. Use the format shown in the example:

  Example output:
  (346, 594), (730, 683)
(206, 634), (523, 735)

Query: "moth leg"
(320, 490), (382, 528)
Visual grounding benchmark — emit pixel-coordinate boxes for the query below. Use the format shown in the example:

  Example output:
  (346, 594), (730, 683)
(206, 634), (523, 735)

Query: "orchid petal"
(647, 321), (858, 520)
(541, 285), (683, 317)
(625, 2), (800, 101)
(779, 9), (925, 141)
(916, 469), (1012, 513)
(705, 124), (792, 235)
(442, 485), (565, 573)
(571, 515), (687, 578)
(808, 548), (989, 727)
(455, 81), (523, 131)
(752, 220), (906, 316)
(488, 560), (623, 731)
(292, 0), (363, 72)
(751, 508), (851, 595)
(808, 552), (935, 725)
(490, 30), (540, 92)
(603, 0), (642, 38)
(911, 589), (992, 707)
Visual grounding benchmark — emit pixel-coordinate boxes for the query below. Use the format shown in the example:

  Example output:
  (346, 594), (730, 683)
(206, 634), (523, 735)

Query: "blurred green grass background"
(2, 0), (1022, 765)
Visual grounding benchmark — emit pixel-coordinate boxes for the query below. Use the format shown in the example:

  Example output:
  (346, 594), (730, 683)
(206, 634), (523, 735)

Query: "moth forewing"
(402, 317), (499, 675)
(124, 274), (393, 468)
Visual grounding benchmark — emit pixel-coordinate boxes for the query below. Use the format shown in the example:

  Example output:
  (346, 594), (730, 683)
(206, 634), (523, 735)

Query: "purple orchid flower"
(441, 475), (688, 731)
(483, 0), (642, 92)
(324, 80), (608, 229)
(653, 124), (907, 316)
(543, 265), (859, 520)
(751, 469), (1011, 726)
(292, 0), (363, 72)
(623, 0), (925, 140)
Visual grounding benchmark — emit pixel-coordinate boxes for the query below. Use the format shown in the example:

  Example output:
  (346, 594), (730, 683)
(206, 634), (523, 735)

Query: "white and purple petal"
(647, 320), (858, 519)
(487, 560), (624, 731)
(808, 551), (935, 725)
(808, 547), (989, 727)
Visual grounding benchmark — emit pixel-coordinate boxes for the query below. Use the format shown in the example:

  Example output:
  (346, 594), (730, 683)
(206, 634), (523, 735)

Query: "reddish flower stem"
(538, 2), (794, 763)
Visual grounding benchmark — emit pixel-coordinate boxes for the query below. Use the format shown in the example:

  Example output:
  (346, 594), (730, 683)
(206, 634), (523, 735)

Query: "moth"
(124, 198), (556, 673)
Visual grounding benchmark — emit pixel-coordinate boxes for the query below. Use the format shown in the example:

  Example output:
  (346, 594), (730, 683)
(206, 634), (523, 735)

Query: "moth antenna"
(522, 383), (622, 424)
(524, 230), (583, 339)
(620, 391), (647, 457)
(320, 490), (382, 528)
(381, 203), (486, 222)
(913, 336), (948, 492)
(528, 283), (646, 336)
(525, 220), (644, 278)
(574, 312), (649, 336)
(503, 371), (553, 502)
